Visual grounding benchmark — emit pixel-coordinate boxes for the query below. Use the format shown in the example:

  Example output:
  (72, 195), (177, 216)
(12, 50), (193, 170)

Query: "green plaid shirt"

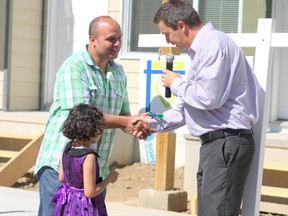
(35, 46), (130, 178)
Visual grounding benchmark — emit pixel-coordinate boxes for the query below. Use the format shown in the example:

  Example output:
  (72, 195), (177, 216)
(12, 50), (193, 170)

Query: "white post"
(241, 18), (273, 216)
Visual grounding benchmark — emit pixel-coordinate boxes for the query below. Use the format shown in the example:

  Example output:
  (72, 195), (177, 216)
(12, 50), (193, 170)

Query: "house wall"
(273, 0), (288, 120)
(242, 0), (288, 121)
(0, 71), (3, 109)
(107, 0), (140, 164)
(0, 0), (6, 109)
(42, 0), (109, 109)
(242, 0), (271, 56)
(7, 0), (43, 110)
(0, 0), (5, 71)
(243, 0), (270, 33)
(108, 0), (141, 115)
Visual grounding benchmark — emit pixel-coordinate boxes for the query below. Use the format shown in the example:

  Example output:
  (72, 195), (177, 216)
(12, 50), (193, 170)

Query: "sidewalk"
(0, 186), (190, 216)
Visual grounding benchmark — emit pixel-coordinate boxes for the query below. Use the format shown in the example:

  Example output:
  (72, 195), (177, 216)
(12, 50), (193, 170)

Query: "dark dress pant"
(197, 134), (255, 216)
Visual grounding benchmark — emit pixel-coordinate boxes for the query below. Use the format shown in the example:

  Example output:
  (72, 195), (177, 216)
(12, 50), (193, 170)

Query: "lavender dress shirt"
(149, 22), (260, 136)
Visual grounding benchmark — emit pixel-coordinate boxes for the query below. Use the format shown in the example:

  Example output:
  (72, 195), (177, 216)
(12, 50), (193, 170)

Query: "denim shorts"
(37, 166), (62, 216)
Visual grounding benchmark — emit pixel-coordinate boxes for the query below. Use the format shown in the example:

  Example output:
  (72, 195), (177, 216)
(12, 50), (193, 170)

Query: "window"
(122, 0), (162, 54)
(122, 0), (240, 55)
(197, 0), (240, 33)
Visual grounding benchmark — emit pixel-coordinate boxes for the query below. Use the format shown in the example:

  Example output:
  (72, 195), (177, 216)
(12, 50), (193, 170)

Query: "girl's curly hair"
(62, 103), (105, 141)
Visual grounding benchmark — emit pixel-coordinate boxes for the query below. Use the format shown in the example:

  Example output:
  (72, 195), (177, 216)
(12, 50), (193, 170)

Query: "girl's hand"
(108, 168), (119, 183)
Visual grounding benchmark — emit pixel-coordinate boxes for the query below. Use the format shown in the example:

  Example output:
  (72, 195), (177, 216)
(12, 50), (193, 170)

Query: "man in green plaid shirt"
(34, 16), (152, 216)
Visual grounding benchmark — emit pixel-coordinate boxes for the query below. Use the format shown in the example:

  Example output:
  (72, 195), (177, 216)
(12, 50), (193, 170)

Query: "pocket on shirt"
(110, 89), (125, 111)
(111, 89), (123, 98)
(89, 85), (104, 105)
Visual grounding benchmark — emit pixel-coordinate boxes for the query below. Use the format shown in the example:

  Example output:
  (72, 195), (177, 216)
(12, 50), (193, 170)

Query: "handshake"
(123, 112), (157, 140)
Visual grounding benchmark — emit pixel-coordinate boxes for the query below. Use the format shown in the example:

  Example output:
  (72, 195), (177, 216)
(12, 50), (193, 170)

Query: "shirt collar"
(188, 22), (214, 55)
(83, 45), (116, 69)
(82, 45), (95, 66)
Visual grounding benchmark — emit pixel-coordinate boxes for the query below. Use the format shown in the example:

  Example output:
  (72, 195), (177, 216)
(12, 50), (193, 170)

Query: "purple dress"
(52, 142), (107, 216)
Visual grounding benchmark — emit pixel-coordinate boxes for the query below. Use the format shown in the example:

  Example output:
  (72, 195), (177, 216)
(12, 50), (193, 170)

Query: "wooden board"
(0, 133), (44, 186)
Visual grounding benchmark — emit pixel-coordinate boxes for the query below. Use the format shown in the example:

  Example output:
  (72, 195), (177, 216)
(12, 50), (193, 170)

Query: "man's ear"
(89, 35), (96, 42)
(89, 35), (97, 48)
(177, 20), (185, 30)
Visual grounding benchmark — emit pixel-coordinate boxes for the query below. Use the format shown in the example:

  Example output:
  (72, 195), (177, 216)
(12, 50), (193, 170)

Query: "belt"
(199, 128), (253, 144)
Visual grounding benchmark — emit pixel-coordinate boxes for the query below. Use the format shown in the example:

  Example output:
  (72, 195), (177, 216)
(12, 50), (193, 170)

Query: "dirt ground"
(13, 162), (190, 213)
(12, 162), (278, 215)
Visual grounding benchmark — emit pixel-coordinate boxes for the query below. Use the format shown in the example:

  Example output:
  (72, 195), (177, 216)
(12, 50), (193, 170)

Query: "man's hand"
(132, 115), (153, 139)
(124, 113), (154, 140)
(102, 113), (153, 139)
(161, 69), (182, 88)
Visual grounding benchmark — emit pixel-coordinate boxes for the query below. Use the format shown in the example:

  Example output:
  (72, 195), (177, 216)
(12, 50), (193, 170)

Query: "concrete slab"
(108, 203), (191, 216)
(0, 186), (190, 216)
(0, 186), (39, 216)
(138, 188), (187, 212)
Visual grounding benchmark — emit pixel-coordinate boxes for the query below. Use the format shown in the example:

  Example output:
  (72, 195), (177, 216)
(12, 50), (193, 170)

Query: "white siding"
(8, 0), (43, 110)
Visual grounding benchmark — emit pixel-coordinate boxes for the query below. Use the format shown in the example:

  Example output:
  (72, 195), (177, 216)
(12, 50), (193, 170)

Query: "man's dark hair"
(153, 0), (202, 30)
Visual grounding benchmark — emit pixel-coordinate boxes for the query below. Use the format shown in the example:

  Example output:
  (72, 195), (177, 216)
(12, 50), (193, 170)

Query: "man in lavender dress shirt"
(134, 0), (260, 215)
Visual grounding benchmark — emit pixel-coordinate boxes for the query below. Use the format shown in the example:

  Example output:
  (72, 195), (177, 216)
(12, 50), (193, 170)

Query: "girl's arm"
(83, 154), (119, 198)
(58, 156), (65, 183)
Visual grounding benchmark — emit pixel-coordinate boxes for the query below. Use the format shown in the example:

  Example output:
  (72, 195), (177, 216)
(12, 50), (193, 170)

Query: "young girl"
(52, 103), (119, 216)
